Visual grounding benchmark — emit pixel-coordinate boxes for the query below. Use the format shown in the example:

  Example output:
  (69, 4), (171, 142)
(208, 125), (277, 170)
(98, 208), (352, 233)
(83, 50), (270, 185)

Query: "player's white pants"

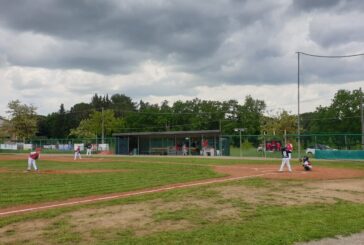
(279, 158), (292, 172)
(74, 152), (82, 160)
(86, 149), (92, 156)
(28, 157), (38, 170)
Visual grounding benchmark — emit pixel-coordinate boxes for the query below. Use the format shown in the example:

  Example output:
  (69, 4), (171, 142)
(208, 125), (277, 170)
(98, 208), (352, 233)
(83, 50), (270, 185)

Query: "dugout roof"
(113, 130), (220, 137)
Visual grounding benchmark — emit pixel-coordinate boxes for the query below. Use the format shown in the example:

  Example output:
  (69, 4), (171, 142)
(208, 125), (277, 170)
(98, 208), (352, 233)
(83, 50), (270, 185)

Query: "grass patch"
(153, 208), (202, 223)
(0, 159), (223, 208)
(115, 202), (364, 245)
(0, 176), (363, 244)
(43, 217), (82, 244)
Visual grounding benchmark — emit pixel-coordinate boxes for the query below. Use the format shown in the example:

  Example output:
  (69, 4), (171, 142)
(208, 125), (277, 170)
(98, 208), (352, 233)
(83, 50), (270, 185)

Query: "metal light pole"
(101, 107), (105, 144)
(361, 87), (364, 150)
(263, 131), (267, 158)
(296, 51), (364, 156)
(234, 128), (245, 157)
(297, 52), (301, 160)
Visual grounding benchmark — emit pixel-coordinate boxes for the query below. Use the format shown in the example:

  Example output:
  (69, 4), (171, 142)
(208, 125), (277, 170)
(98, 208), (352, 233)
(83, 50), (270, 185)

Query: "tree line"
(1, 89), (363, 142)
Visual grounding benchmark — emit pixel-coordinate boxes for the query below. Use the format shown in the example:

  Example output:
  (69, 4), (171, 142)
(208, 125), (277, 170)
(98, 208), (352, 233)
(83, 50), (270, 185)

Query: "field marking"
(0, 171), (278, 217)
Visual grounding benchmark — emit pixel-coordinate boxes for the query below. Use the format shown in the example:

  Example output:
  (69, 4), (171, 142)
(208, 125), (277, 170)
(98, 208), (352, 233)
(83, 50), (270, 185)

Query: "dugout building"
(113, 130), (229, 156)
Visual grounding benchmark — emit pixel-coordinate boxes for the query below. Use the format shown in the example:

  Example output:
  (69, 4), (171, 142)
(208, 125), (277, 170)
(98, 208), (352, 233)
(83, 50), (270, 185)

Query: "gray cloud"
(0, 0), (285, 77)
(308, 13), (364, 47)
(0, 0), (363, 114)
(0, 0), (236, 73)
(291, 0), (364, 13)
(292, 0), (341, 11)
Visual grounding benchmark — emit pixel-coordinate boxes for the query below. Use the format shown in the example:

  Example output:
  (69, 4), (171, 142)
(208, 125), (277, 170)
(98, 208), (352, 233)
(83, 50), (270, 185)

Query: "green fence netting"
(315, 149), (364, 160)
(1, 133), (363, 159)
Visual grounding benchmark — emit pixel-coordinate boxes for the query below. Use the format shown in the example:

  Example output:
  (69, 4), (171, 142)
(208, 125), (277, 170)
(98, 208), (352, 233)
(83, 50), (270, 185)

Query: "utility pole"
(284, 129), (287, 146)
(297, 52), (301, 160)
(361, 88), (364, 150)
(296, 51), (364, 154)
(239, 130), (242, 157)
(101, 107), (105, 144)
(219, 119), (222, 156)
(263, 131), (267, 158)
(234, 128), (245, 157)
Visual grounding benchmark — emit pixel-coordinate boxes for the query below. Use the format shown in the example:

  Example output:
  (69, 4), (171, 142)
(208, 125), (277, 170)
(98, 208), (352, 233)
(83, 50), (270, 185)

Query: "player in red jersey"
(286, 141), (293, 159)
(27, 150), (40, 171)
(74, 145), (82, 160)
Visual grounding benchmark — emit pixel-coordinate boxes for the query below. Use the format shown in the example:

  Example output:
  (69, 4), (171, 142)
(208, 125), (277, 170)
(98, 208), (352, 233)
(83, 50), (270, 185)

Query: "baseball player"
(86, 143), (92, 156)
(302, 156), (312, 171)
(286, 141), (293, 159)
(182, 144), (188, 155)
(279, 147), (292, 172)
(74, 145), (82, 160)
(27, 150), (40, 171)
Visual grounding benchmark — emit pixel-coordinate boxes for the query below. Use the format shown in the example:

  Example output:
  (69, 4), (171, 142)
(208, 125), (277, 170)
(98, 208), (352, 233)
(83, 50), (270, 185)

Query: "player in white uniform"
(86, 144), (92, 156)
(74, 146), (82, 160)
(279, 147), (292, 172)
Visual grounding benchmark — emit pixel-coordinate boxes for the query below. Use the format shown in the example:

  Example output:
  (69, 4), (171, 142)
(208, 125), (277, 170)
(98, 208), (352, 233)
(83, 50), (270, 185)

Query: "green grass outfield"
(0, 156), (230, 209)
(0, 155), (364, 244)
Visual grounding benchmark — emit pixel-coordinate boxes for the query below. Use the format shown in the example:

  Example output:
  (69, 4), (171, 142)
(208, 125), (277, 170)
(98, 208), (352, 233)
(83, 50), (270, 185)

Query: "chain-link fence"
(0, 137), (116, 154)
(225, 133), (364, 159)
(1, 133), (363, 159)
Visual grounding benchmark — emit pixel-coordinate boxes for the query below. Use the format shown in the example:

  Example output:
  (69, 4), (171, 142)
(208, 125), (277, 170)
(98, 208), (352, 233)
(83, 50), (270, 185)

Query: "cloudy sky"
(0, 0), (363, 116)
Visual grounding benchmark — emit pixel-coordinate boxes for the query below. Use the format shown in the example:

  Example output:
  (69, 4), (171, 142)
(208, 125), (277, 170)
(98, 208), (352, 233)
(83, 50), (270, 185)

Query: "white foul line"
(0, 171), (277, 216)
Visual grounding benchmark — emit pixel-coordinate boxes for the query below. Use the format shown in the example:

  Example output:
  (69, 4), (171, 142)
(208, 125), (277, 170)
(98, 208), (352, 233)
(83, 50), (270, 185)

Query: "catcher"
(27, 149), (40, 171)
(302, 156), (312, 171)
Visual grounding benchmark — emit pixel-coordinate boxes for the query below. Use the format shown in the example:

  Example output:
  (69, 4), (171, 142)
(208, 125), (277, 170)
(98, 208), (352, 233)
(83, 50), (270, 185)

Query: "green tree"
(238, 95), (266, 135)
(53, 104), (67, 138)
(0, 116), (11, 139)
(220, 100), (240, 134)
(261, 110), (297, 135)
(69, 109), (125, 138)
(6, 100), (38, 141)
(110, 93), (137, 117)
(303, 89), (362, 134)
(129, 101), (162, 132)
(67, 102), (93, 133)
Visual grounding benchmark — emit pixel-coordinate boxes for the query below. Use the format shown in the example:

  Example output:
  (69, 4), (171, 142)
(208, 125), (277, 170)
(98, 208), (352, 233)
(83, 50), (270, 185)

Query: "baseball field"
(0, 154), (364, 244)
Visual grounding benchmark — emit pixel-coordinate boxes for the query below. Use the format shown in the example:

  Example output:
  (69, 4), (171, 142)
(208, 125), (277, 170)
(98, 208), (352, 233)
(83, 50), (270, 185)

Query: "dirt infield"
(1, 164), (364, 217)
(1, 154), (364, 217)
(214, 164), (364, 180)
(1, 153), (363, 179)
